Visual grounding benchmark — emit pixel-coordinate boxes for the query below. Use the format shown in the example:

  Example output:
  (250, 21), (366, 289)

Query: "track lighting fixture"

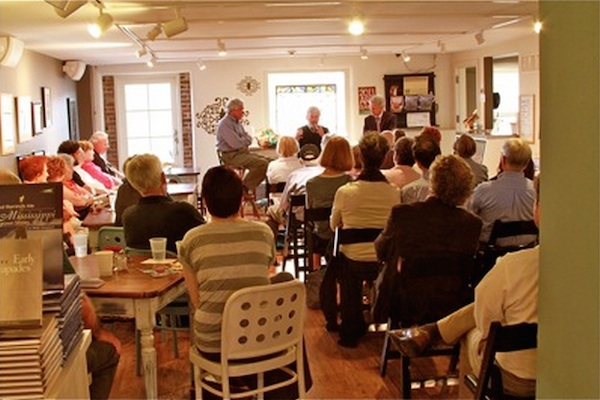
(437, 40), (446, 54)
(162, 16), (188, 38)
(218, 40), (227, 56)
(51, 0), (86, 18)
(88, 9), (113, 38)
(475, 30), (485, 45)
(135, 47), (147, 58)
(401, 51), (411, 62)
(147, 56), (156, 67)
(360, 47), (368, 60)
(348, 17), (364, 36)
(146, 24), (162, 41)
(197, 59), (207, 71)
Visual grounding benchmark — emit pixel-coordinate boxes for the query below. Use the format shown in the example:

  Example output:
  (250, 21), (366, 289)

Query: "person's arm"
(374, 207), (397, 263)
(217, 118), (253, 149)
(295, 127), (304, 141)
(473, 259), (507, 343)
(82, 294), (121, 354)
(330, 189), (343, 230)
(182, 268), (199, 310)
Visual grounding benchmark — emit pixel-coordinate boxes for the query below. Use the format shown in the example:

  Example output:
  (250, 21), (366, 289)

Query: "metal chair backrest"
(488, 220), (539, 247)
(332, 227), (382, 258)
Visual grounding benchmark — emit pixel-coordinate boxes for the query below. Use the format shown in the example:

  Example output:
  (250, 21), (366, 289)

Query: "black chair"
(380, 253), (476, 398)
(304, 206), (332, 270)
(464, 321), (537, 400)
(477, 220), (538, 284)
(284, 194), (309, 279)
(266, 181), (286, 206)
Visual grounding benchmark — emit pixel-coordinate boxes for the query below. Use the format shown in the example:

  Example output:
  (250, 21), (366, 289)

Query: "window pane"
(149, 111), (173, 138)
(148, 83), (172, 110)
(275, 84), (338, 136)
(127, 138), (152, 155)
(124, 84), (148, 111)
(125, 111), (149, 138)
(150, 138), (175, 163)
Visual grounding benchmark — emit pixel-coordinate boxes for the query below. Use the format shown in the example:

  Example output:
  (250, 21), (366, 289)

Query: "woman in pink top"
(79, 140), (115, 189)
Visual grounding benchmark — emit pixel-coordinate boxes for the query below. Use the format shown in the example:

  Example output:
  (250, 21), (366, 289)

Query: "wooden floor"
(107, 307), (460, 399)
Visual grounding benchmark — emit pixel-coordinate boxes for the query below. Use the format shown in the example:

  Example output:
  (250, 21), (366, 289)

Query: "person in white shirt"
(400, 134), (441, 204)
(383, 137), (421, 190)
(266, 136), (303, 184)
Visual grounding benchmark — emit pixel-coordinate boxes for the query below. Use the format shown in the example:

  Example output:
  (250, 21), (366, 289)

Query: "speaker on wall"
(0, 36), (24, 68)
(63, 60), (86, 81)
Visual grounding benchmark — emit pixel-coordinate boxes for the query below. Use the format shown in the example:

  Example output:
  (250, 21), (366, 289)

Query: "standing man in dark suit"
(363, 95), (396, 134)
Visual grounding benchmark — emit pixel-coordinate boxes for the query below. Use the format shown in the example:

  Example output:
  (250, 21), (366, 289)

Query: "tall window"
(116, 76), (181, 165)
(268, 71), (346, 137)
(492, 56), (519, 135)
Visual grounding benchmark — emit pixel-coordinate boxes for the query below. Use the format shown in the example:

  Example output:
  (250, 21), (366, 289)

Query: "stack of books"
(0, 315), (63, 399)
(43, 274), (83, 361)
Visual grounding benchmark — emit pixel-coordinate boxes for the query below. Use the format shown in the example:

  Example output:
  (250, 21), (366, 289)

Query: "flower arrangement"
(256, 128), (279, 149)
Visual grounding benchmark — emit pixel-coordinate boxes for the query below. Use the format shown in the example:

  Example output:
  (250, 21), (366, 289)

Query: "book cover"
(0, 239), (43, 329)
(0, 183), (64, 291)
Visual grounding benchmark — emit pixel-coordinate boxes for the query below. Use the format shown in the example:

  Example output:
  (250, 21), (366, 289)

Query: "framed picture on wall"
(519, 94), (535, 143)
(41, 86), (52, 127)
(66, 98), (79, 141)
(0, 93), (17, 155)
(32, 101), (43, 135)
(16, 96), (33, 143)
(358, 86), (376, 115)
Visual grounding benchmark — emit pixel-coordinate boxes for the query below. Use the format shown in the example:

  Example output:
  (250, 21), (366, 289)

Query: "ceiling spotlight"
(475, 30), (485, 45)
(196, 59), (207, 71)
(348, 17), (364, 36)
(360, 47), (368, 60)
(162, 16), (188, 38)
(401, 51), (411, 62)
(533, 21), (543, 33)
(288, 49), (296, 57)
(437, 40), (446, 54)
(147, 56), (156, 68)
(146, 24), (162, 41)
(135, 47), (147, 58)
(88, 10), (113, 38)
(218, 40), (227, 56)
(53, 0), (86, 18)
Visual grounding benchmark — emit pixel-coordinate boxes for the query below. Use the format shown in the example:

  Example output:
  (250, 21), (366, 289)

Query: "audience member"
(374, 155), (482, 321)
(454, 133), (488, 186)
(114, 156), (142, 227)
(363, 95), (396, 133)
(468, 138), (535, 246)
(58, 140), (108, 195)
(379, 130), (395, 169)
(391, 176), (541, 398)
(393, 128), (406, 142)
(18, 155), (48, 183)
(216, 98), (269, 192)
(90, 131), (124, 178)
(266, 136), (303, 184)
(179, 166), (307, 398)
(305, 136), (353, 269)
(420, 126), (442, 144)
(0, 169), (21, 184)
(296, 106), (329, 151)
(400, 134), (441, 204)
(122, 154), (204, 253)
(47, 155), (94, 217)
(79, 140), (119, 190)
(329, 133), (399, 347)
(383, 137), (420, 190)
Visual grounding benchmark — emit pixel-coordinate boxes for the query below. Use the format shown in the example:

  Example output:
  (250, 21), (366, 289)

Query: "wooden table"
(70, 255), (187, 400)
(167, 182), (198, 205)
(82, 207), (116, 250)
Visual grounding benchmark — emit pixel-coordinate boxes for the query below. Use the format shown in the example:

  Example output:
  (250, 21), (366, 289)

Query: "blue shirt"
(469, 171), (535, 244)
(216, 114), (253, 152)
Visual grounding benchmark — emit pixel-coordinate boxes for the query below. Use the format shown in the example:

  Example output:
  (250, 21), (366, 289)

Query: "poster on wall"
(32, 101), (43, 134)
(358, 86), (376, 115)
(42, 86), (52, 127)
(519, 94), (535, 143)
(0, 93), (17, 155)
(16, 96), (33, 143)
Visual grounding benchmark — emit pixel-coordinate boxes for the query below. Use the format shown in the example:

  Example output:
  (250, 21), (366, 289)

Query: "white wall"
(0, 49), (76, 172)
(96, 53), (453, 178)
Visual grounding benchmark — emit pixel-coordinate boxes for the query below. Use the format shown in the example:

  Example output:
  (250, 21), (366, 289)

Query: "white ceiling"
(0, 0), (539, 66)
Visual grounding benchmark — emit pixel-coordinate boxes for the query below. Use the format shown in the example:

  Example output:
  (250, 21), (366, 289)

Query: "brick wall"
(101, 75), (119, 168)
(179, 73), (193, 167)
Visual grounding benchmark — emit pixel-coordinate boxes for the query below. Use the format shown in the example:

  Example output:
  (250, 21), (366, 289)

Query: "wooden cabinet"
(384, 73), (436, 128)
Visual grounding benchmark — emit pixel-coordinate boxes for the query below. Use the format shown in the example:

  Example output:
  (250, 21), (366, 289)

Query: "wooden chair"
(97, 226), (126, 251)
(304, 206), (332, 270)
(285, 194), (309, 279)
(189, 280), (307, 400)
(380, 253), (476, 398)
(464, 321), (537, 400)
(477, 220), (538, 284)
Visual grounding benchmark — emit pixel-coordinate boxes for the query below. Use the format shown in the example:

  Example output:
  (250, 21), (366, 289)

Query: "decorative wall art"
(196, 97), (250, 135)
(358, 86), (376, 114)
(237, 76), (261, 96)
(67, 98), (79, 141)
(41, 86), (52, 127)
(32, 102), (43, 135)
(16, 96), (33, 143)
(0, 93), (16, 155)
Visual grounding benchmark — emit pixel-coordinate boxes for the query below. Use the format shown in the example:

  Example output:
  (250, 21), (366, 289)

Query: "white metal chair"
(190, 280), (307, 400)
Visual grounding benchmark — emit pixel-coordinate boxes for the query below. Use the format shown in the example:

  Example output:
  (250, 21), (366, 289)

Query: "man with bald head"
(468, 138), (535, 246)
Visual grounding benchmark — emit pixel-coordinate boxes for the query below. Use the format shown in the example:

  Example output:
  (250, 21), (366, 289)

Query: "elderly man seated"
(468, 138), (535, 247)
(122, 154), (205, 253)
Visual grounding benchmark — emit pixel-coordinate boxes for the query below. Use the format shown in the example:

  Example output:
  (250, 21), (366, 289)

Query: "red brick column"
(180, 73), (193, 167)
(102, 75), (119, 168)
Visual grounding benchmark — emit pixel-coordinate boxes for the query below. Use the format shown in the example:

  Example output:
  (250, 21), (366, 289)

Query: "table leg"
(136, 300), (158, 400)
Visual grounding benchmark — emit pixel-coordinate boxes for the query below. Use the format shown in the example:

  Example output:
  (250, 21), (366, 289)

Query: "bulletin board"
(519, 94), (535, 143)
(384, 73), (436, 128)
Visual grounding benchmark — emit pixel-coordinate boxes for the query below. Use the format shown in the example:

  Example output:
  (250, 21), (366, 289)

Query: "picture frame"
(0, 93), (17, 155)
(66, 98), (79, 141)
(32, 101), (43, 135)
(16, 96), (33, 143)
(518, 94), (535, 143)
(41, 86), (52, 127)
(358, 86), (376, 115)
